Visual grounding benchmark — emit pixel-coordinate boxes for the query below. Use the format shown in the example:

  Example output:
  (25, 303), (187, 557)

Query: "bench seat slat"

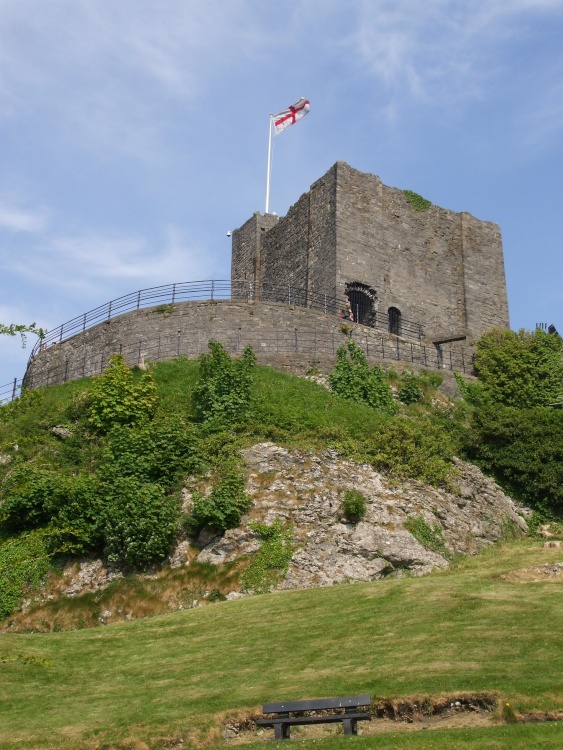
(256, 713), (370, 728)
(262, 695), (370, 714)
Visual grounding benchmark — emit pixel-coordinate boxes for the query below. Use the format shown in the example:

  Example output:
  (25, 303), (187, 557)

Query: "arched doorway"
(388, 307), (402, 335)
(345, 282), (377, 326)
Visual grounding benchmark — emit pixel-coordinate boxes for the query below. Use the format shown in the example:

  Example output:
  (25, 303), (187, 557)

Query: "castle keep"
(232, 161), (509, 344)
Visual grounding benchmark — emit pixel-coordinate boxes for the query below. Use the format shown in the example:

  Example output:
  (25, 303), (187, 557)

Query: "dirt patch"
(501, 561), (563, 583)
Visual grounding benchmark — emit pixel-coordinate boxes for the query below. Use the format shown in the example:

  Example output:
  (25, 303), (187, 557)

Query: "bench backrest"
(262, 695), (371, 714)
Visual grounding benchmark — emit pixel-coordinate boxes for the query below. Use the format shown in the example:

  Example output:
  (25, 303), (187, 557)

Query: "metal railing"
(0, 279), (472, 404)
(21, 327), (473, 396)
(29, 279), (425, 358)
(0, 378), (22, 405)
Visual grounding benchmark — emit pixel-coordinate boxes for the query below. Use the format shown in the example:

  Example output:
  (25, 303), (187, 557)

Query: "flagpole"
(265, 114), (273, 214)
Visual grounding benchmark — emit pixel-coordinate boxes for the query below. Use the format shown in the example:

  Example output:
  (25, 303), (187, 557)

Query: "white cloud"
(0, 1), (266, 159)
(3, 226), (216, 298)
(343, 0), (563, 118)
(0, 202), (47, 233)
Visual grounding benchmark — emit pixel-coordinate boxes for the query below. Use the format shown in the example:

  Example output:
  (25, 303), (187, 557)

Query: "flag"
(273, 97), (310, 136)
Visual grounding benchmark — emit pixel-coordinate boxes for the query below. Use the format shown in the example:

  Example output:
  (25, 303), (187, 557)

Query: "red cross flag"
(273, 97), (310, 136)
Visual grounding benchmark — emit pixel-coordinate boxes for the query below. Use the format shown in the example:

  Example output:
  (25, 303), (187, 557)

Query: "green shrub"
(474, 328), (563, 408)
(192, 341), (256, 424)
(464, 403), (563, 512)
(241, 519), (293, 593)
(329, 340), (396, 413)
(398, 370), (425, 405)
(189, 471), (251, 534)
(102, 418), (203, 490)
(103, 477), (180, 569)
(342, 490), (367, 522)
(403, 190), (432, 212)
(0, 531), (51, 620)
(404, 515), (447, 556)
(362, 417), (457, 487)
(87, 355), (158, 433)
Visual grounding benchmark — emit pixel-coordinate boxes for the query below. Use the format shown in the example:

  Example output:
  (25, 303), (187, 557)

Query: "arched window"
(345, 282), (377, 326)
(388, 307), (402, 335)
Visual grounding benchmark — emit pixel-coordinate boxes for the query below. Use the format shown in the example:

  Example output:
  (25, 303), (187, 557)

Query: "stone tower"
(231, 161), (509, 345)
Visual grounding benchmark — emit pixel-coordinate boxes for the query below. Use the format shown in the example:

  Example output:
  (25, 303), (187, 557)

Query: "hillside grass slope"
(1, 540), (562, 749)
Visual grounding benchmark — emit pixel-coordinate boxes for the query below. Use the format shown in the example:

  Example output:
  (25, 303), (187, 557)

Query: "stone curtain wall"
(232, 161), (509, 345)
(24, 300), (470, 394)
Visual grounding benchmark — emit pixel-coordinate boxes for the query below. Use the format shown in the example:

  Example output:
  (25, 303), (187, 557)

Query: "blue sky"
(1, 0), (563, 387)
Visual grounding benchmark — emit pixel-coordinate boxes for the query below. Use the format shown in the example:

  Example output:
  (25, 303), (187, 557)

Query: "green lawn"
(0, 541), (561, 749)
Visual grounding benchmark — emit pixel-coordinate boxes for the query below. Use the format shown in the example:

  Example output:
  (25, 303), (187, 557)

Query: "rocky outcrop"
(196, 443), (527, 590)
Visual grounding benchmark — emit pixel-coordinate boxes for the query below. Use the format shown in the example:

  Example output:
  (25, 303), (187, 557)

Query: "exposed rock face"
(197, 443), (527, 590)
(61, 560), (122, 597)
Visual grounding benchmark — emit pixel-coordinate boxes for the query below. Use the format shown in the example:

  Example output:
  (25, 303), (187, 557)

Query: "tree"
(474, 327), (563, 408)
(0, 322), (47, 348)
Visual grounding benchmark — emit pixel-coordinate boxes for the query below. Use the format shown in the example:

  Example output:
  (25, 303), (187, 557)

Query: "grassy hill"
(1, 540), (562, 749)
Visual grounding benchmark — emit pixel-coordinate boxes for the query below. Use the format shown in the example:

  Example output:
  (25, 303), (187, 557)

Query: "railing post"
(211, 280), (214, 301)
(59, 325), (63, 343)
(137, 290), (141, 310)
(172, 284), (176, 305)
(83, 313), (87, 333)
(107, 301), (112, 321)
(12, 378), (17, 401)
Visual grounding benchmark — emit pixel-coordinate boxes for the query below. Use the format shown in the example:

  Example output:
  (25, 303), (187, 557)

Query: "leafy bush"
(342, 490), (367, 522)
(0, 531), (51, 620)
(362, 417), (457, 488)
(329, 340), (396, 413)
(398, 370), (425, 405)
(241, 519), (293, 593)
(464, 403), (563, 512)
(190, 471), (251, 534)
(103, 477), (180, 569)
(192, 341), (256, 424)
(102, 418), (203, 490)
(474, 328), (563, 408)
(88, 355), (158, 432)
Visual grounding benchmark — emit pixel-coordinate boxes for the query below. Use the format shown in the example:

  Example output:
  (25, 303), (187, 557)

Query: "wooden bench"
(255, 695), (371, 740)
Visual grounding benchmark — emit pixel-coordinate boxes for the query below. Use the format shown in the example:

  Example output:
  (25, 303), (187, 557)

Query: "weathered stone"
(52, 425), (73, 440)
(61, 560), (122, 597)
(169, 540), (191, 568)
(196, 443), (527, 592)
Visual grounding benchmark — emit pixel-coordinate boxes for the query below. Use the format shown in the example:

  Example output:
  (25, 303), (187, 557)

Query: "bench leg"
(342, 718), (357, 736)
(274, 723), (290, 740)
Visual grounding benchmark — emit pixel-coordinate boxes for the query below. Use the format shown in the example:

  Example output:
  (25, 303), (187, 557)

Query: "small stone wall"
(24, 300), (472, 394)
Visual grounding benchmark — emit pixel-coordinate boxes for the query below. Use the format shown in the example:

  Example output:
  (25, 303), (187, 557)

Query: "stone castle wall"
(24, 300), (470, 396)
(231, 161), (510, 344)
